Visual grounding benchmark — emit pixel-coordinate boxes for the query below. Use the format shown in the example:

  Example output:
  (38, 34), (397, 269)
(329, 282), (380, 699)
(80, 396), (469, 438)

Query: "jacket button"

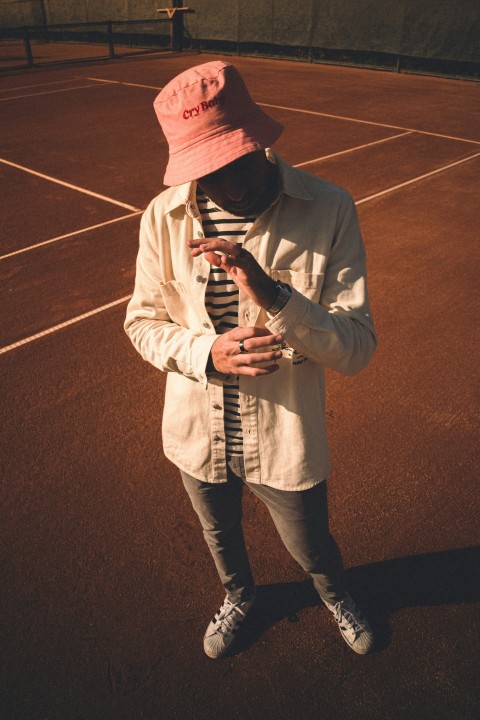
(196, 275), (206, 283)
(203, 322), (211, 329)
(213, 435), (222, 442)
(213, 403), (222, 410)
(197, 231), (204, 238)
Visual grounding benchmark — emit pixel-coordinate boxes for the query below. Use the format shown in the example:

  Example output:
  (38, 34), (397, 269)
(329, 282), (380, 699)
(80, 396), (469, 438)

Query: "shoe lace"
(214, 600), (246, 636)
(333, 599), (363, 636)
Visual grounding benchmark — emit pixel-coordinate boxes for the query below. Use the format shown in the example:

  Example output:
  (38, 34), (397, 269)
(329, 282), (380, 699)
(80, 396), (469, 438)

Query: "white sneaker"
(203, 595), (255, 659)
(323, 593), (374, 655)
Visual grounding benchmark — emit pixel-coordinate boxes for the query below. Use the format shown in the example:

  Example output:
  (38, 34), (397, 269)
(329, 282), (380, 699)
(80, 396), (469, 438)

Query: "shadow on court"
(232, 546), (480, 655)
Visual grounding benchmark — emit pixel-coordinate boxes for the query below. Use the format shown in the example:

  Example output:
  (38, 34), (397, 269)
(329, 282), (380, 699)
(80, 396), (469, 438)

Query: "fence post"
(171, 0), (184, 52)
(23, 26), (34, 67)
(107, 20), (115, 58)
(39, 0), (49, 43)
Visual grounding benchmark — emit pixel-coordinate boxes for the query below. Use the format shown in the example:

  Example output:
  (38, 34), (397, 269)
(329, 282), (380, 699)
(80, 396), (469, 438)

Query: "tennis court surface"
(1, 51), (479, 720)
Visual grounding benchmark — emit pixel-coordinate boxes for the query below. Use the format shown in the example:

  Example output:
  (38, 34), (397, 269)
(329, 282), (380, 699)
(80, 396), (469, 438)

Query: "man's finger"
(237, 363), (280, 377)
(188, 238), (240, 256)
(238, 350), (283, 364)
(240, 337), (283, 353)
(203, 251), (223, 267)
(233, 328), (283, 348)
(234, 327), (282, 340)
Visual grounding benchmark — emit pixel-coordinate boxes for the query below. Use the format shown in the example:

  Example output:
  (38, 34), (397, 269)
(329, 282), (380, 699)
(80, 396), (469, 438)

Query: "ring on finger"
(238, 339), (248, 354)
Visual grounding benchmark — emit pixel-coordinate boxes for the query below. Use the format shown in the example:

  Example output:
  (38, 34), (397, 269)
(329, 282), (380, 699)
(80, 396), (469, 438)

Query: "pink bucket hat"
(154, 61), (284, 186)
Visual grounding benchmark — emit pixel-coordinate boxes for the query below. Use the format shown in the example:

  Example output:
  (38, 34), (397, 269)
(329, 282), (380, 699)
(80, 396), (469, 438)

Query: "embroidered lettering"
(183, 95), (225, 119)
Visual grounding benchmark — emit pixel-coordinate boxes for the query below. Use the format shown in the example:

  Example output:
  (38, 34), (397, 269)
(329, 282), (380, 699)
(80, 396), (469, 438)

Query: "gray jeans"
(180, 456), (346, 605)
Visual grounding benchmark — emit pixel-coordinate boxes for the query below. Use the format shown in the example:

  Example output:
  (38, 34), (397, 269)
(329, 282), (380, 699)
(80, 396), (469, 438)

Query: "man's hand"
(188, 238), (277, 310)
(210, 327), (283, 376)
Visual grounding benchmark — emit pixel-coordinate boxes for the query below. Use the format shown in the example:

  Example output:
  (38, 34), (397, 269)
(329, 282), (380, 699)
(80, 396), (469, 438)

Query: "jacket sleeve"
(124, 205), (217, 388)
(265, 191), (377, 376)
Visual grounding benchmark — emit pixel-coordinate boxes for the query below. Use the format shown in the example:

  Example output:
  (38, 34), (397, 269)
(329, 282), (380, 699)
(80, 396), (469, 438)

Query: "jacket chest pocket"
(160, 281), (204, 330)
(271, 270), (325, 303)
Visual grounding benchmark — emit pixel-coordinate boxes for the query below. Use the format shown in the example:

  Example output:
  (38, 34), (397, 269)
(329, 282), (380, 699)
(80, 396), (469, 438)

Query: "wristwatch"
(267, 281), (292, 315)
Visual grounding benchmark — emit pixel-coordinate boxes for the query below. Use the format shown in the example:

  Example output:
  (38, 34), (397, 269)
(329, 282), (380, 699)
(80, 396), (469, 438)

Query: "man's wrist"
(266, 281), (292, 315)
(206, 352), (216, 374)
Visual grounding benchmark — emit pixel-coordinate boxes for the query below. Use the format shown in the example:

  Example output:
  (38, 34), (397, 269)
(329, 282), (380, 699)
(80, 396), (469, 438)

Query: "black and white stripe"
(197, 188), (255, 457)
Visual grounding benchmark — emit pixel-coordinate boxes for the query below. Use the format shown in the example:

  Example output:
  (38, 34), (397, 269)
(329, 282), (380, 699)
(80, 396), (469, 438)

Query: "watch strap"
(267, 281), (292, 315)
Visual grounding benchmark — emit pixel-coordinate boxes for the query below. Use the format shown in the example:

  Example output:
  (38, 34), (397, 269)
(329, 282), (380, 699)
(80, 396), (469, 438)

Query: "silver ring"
(239, 339), (248, 353)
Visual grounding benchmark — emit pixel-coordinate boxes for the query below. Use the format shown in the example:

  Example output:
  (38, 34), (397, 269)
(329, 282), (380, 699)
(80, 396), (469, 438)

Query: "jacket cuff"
(191, 333), (219, 389)
(265, 287), (321, 335)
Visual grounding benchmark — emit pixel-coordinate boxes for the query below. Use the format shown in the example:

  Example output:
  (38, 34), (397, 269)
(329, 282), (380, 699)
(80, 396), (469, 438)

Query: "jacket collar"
(162, 149), (313, 216)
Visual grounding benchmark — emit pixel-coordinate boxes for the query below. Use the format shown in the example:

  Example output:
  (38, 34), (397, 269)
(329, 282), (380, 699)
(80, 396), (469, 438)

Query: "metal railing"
(1, 16), (192, 69)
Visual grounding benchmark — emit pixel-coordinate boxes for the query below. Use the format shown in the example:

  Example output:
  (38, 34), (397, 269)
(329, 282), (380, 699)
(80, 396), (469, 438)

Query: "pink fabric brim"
(163, 110), (284, 186)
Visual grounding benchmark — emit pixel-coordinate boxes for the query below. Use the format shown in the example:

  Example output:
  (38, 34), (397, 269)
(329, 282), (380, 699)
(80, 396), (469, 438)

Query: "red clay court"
(1, 48), (479, 719)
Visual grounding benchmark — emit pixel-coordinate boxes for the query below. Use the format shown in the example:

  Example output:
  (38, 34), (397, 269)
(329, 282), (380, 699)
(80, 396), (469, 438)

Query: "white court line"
(0, 158), (141, 212)
(0, 296), (131, 356)
(258, 101), (480, 147)
(0, 83), (110, 102)
(82, 76), (480, 147)
(0, 78), (83, 92)
(123, 81), (163, 90)
(86, 76), (162, 90)
(356, 150), (480, 205)
(0, 211), (143, 261)
(0, 131), (405, 261)
(86, 77), (120, 84)
(294, 131), (412, 167)
(2, 147), (479, 356)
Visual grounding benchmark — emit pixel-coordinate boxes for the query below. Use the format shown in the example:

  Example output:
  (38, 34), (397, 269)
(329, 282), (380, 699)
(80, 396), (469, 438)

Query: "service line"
(258, 101), (480, 147)
(0, 78), (85, 93)
(0, 83), (111, 102)
(0, 211), (143, 262)
(0, 131), (405, 261)
(294, 131), (412, 167)
(85, 76), (162, 91)
(356, 150), (480, 205)
(0, 157), (141, 212)
(81, 76), (480, 147)
(2, 148), (479, 356)
(0, 296), (131, 356)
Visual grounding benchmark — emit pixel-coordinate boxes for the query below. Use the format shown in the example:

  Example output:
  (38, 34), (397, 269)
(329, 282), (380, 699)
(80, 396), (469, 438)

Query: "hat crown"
(153, 61), (284, 186)
(154, 61), (257, 154)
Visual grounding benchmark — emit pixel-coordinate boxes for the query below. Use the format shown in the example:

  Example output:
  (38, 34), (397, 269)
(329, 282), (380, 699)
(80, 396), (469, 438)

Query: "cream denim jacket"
(125, 151), (376, 490)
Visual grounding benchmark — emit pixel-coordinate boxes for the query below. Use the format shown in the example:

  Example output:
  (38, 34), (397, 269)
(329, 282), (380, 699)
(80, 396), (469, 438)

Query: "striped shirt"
(197, 187), (255, 457)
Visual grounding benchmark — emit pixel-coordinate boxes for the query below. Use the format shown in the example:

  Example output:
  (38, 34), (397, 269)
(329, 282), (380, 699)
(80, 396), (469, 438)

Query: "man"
(125, 61), (377, 659)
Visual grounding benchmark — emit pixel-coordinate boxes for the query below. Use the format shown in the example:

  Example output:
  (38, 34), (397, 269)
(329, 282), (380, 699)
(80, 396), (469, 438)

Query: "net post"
(23, 26), (34, 67)
(171, 0), (184, 52)
(107, 20), (115, 58)
(157, 5), (191, 52)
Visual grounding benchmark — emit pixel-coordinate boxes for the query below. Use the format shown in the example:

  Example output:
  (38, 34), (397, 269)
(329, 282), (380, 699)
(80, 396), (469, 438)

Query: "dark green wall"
(2, 0), (479, 66)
